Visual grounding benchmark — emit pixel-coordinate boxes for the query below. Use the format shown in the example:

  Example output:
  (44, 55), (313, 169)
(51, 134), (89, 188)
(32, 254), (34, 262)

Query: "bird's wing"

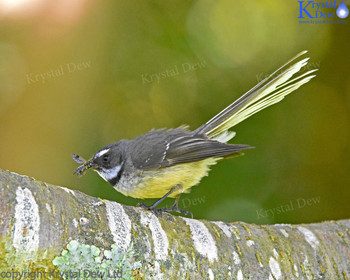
(130, 129), (252, 170)
(163, 136), (252, 167)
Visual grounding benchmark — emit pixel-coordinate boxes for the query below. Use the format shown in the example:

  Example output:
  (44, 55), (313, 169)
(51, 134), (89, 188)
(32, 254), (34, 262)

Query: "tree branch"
(0, 169), (349, 279)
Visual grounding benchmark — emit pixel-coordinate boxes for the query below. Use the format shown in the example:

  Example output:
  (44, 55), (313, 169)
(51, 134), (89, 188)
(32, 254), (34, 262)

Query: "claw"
(137, 202), (152, 210)
(158, 206), (193, 218)
(137, 202), (193, 218)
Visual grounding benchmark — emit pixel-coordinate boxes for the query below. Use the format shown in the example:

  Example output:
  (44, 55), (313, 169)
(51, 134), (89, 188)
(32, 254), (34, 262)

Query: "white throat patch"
(96, 165), (122, 182)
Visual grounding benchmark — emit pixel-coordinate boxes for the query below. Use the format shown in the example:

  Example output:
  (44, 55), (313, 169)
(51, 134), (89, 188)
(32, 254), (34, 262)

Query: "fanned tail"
(194, 50), (317, 140)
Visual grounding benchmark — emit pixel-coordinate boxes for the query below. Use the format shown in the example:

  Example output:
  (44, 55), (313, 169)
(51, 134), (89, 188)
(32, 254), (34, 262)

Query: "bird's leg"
(137, 184), (181, 210)
(137, 185), (193, 218)
(162, 194), (193, 218)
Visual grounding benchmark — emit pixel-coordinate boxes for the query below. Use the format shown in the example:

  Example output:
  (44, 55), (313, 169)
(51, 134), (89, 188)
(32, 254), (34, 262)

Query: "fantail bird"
(72, 50), (317, 217)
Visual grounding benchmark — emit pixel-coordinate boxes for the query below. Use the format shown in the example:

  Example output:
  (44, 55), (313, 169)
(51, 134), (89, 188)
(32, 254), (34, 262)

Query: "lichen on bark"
(0, 169), (349, 279)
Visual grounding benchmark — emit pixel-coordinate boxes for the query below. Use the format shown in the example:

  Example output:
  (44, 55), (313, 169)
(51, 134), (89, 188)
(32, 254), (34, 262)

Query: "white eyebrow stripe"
(96, 148), (110, 158)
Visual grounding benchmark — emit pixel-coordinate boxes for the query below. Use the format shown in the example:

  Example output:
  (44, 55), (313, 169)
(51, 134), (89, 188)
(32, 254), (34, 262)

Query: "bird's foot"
(156, 205), (193, 218)
(137, 202), (193, 218)
(136, 202), (155, 211)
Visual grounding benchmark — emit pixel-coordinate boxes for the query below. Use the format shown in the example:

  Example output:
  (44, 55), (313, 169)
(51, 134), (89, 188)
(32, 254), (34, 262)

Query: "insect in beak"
(72, 153), (93, 177)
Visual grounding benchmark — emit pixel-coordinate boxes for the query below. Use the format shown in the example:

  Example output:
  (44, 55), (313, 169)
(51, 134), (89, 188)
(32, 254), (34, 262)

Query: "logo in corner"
(298, 0), (349, 23)
(336, 1), (349, 18)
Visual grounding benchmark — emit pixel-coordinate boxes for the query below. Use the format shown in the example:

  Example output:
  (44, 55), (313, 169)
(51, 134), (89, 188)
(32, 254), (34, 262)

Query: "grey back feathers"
(128, 128), (252, 170)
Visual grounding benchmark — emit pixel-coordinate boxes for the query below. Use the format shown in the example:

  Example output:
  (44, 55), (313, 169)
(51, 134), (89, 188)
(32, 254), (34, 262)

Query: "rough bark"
(0, 169), (349, 279)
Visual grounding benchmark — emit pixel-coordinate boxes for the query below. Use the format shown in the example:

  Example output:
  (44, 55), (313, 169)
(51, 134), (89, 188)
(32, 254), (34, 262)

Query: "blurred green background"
(1, 0), (349, 224)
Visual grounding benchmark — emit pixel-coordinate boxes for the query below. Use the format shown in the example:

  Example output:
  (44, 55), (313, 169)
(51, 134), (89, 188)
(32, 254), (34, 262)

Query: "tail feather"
(194, 51), (317, 139)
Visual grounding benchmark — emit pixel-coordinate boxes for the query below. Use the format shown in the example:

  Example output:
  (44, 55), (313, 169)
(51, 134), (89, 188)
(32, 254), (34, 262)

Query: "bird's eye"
(103, 154), (109, 162)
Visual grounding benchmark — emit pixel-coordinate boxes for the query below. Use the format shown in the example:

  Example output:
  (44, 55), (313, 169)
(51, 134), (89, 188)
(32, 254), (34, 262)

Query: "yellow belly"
(129, 158), (219, 199)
